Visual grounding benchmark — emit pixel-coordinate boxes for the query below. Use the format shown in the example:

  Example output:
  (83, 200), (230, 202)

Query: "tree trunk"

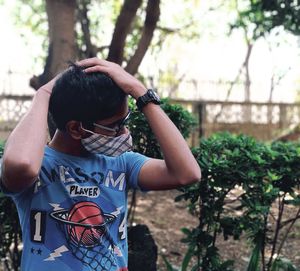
(267, 73), (275, 123)
(30, 0), (76, 90)
(243, 40), (253, 123)
(213, 41), (253, 123)
(125, 0), (160, 75)
(244, 42), (253, 102)
(30, 0), (77, 138)
(107, 0), (143, 65)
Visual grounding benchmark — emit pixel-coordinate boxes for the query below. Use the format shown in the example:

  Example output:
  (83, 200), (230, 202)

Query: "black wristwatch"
(136, 89), (161, 111)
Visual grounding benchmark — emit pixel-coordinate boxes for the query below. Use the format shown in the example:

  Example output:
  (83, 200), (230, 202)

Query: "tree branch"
(156, 20), (195, 35)
(125, 0), (160, 75)
(77, 0), (97, 58)
(267, 194), (286, 270)
(280, 213), (300, 229)
(107, 0), (143, 64)
(277, 206), (300, 257)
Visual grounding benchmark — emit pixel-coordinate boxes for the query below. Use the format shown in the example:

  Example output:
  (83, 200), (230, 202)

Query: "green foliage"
(13, 0), (48, 66)
(271, 258), (298, 271)
(0, 141), (22, 271)
(247, 238), (262, 271)
(0, 140), (3, 157)
(232, 0), (300, 38)
(128, 98), (196, 158)
(162, 245), (199, 271)
(260, 0), (300, 35)
(174, 133), (300, 271)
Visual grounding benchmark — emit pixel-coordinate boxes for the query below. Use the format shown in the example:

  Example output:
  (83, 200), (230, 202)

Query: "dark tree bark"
(125, 0), (160, 75)
(30, 0), (76, 137)
(30, 0), (76, 90)
(77, 0), (97, 58)
(107, 0), (143, 65)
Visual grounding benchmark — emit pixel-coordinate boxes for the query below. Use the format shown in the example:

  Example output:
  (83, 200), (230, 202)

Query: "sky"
(158, 30), (300, 102)
(0, 1), (300, 102)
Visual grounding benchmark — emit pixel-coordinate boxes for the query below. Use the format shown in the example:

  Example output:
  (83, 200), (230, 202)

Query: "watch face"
(149, 89), (160, 101)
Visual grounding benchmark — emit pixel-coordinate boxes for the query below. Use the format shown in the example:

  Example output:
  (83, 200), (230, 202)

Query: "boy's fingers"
(77, 58), (110, 68)
(84, 66), (110, 74)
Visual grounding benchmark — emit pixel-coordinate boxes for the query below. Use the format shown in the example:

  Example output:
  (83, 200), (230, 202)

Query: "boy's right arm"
(1, 79), (55, 192)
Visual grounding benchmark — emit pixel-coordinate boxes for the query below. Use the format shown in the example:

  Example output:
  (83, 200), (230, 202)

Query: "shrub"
(174, 133), (300, 271)
(0, 141), (22, 271)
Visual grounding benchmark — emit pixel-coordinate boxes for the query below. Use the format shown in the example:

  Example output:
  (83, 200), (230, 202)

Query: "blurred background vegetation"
(1, 0), (300, 141)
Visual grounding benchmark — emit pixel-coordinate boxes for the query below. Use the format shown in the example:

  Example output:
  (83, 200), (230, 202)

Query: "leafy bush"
(0, 141), (22, 271)
(173, 133), (300, 271)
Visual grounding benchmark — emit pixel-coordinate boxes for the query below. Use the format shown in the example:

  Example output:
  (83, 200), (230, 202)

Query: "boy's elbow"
(179, 167), (201, 186)
(2, 157), (39, 192)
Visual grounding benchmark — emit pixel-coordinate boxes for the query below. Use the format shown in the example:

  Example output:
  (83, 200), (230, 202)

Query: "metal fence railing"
(171, 100), (300, 144)
(1, 95), (300, 143)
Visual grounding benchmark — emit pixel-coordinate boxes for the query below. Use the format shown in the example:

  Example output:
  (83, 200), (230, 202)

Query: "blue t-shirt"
(3, 146), (149, 271)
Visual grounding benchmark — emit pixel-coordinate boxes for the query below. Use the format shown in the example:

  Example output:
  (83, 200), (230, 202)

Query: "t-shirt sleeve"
(123, 151), (150, 190)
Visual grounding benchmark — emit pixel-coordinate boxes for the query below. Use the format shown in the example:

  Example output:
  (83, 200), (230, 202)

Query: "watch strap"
(136, 89), (160, 111)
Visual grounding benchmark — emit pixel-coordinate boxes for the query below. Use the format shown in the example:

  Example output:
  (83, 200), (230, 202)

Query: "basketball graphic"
(50, 201), (117, 270)
(50, 201), (116, 248)
(67, 202), (106, 247)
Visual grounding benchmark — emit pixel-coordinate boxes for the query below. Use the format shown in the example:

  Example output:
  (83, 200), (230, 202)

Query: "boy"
(1, 58), (200, 271)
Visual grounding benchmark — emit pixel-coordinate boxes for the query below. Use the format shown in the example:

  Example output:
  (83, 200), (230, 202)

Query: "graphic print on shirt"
(38, 165), (127, 196)
(49, 201), (118, 271)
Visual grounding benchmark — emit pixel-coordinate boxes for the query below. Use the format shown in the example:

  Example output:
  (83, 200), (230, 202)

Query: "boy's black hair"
(49, 63), (126, 131)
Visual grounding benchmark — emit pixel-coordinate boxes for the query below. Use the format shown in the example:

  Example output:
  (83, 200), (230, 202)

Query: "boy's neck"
(48, 130), (89, 157)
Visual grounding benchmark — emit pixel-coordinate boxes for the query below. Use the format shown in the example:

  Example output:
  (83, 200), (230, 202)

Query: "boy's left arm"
(135, 102), (201, 190)
(78, 58), (201, 190)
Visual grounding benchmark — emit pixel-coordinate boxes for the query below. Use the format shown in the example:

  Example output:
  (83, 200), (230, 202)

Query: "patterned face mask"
(81, 125), (133, 156)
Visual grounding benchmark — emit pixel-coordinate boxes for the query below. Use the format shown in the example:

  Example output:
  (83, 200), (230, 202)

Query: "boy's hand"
(77, 58), (147, 99)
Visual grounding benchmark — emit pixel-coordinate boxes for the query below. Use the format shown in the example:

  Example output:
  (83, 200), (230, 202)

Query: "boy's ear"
(66, 120), (85, 140)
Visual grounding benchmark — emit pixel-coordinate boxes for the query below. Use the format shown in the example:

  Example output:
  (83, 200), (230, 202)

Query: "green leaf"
(161, 255), (178, 271)
(181, 245), (195, 271)
(246, 240), (262, 271)
(181, 228), (191, 236)
(190, 265), (201, 271)
(271, 258), (298, 271)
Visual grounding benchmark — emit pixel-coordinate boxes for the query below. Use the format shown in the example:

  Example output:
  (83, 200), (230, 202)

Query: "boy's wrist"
(129, 86), (147, 100)
(136, 89), (161, 111)
(37, 87), (52, 96)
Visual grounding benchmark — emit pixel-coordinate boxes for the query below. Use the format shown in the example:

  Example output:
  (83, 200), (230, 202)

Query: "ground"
(131, 189), (300, 271)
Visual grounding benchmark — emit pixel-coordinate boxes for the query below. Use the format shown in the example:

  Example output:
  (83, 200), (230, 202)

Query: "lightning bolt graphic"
(44, 245), (68, 261)
(111, 206), (124, 217)
(49, 203), (64, 211)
